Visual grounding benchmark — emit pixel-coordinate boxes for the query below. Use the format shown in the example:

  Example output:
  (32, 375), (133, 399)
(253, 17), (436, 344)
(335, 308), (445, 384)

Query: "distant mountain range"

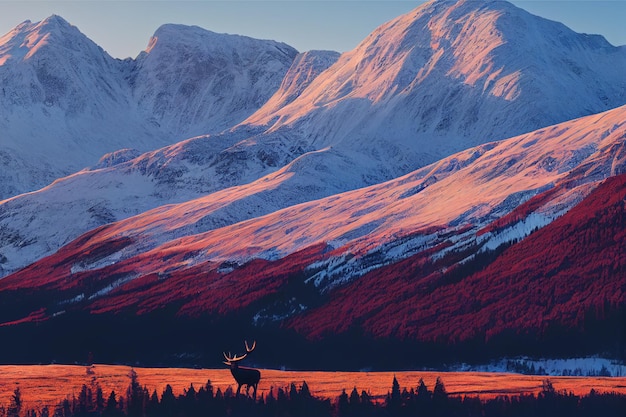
(0, 0), (624, 368)
(0, 15), (297, 198)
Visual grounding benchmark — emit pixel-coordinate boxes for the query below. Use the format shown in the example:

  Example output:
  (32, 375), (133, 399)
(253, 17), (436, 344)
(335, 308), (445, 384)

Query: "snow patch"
(454, 357), (626, 377)
(479, 211), (563, 252)
(87, 274), (138, 300)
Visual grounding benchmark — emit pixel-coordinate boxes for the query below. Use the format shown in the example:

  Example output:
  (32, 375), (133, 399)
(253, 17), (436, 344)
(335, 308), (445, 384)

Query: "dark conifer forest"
(2, 372), (625, 417)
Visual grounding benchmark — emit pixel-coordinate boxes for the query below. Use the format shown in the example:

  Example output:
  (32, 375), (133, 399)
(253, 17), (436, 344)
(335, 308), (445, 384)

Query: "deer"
(223, 340), (261, 399)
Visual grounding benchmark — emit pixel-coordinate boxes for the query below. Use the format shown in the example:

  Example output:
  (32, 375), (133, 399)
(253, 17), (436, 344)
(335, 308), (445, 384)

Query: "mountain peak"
(144, 22), (296, 57)
(152, 22), (213, 36)
(30, 14), (81, 42)
(248, 0), (623, 136)
(144, 23), (222, 54)
(39, 14), (73, 29)
(0, 14), (98, 65)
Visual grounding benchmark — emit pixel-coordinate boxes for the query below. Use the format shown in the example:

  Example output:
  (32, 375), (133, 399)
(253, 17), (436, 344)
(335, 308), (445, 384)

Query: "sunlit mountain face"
(0, 15), (297, 200)
(0, 0), (624, 368)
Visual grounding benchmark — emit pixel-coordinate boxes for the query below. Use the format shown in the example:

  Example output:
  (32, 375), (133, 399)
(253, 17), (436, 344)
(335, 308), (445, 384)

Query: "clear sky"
(0, 1), (624, 59)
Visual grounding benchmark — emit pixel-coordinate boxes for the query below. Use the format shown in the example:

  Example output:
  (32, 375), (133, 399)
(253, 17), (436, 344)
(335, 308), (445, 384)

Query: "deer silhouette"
(223, 340), (261, 399)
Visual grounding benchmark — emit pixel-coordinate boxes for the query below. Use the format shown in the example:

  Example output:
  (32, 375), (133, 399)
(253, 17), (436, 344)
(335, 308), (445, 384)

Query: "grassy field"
(1, 364), (625, 410)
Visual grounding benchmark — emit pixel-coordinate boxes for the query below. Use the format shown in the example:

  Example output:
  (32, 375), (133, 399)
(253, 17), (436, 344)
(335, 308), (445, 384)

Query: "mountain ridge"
(1, 102), (624, 327)
(3, 0), (626, 278)
(246, 0), (625, 141)
(0, 0), (625, 367)
(0, 15), (298, 199)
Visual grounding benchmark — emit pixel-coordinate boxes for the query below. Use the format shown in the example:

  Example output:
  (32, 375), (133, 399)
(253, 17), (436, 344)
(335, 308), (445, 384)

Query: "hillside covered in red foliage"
(288, 173), (626, 349)
(0, 174), (623, 367)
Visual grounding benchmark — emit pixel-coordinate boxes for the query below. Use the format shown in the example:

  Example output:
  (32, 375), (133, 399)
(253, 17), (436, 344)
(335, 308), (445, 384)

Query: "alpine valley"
(0, 0), (624, 370)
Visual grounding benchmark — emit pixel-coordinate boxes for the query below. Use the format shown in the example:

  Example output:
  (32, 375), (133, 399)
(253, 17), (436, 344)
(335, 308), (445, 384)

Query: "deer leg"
(253, 383), (258, 400)
(236, 383), (242, 397)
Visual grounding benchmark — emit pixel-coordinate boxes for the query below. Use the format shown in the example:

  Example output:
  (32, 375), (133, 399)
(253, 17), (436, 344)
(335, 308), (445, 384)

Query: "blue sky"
(0, 1), (624, 59)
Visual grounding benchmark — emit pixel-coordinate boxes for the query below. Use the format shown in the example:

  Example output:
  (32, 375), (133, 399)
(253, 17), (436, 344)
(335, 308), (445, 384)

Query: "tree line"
(1, 370), (624, 417)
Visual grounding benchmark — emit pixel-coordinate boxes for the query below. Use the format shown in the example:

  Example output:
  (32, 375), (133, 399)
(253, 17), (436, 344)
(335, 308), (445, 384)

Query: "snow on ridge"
(86, 273), (139, 301)
(31, 103), (624, 289)
(0, 15), (90, 64)
(233, 0), (626, 212)
(163, 106), (624, 278)
(147, 22), (296, 54)
(477, 182), (596, 253)
(2, 102), (625, 280)
(0, 14), (299, 200)
(306, 231), (441, 292)
(455, 357), (626, 377)
(246, 0), (626, 139)
(3, 0), (626, 280)
(130, 22), (298, 138)
(479, 211), (565, 252)
(245, 49), (340, 122)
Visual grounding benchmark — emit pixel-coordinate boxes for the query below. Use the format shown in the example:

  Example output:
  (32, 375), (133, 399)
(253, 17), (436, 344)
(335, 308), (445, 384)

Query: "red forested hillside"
(0, 231), (328, 320)
(0, 172), (623, 365)
(289, 174), (626, 343)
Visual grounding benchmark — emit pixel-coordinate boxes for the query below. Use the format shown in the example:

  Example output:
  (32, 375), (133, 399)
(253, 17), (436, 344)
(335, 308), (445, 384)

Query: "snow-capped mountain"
(129, 23), (299, 137)
(0, 15), (134, 198)
(2, 0), (626, 280)
(0, 16), (297, 199)
(0, 0), (625, 366)
(249, 50), (340, 119)
(9, 101), (624, 288)
(245, 0), (626, 172)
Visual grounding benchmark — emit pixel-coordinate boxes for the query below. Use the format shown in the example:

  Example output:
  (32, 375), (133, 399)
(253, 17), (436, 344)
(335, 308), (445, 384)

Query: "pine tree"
(203, 380), (214, 399)
(95, 386), (105, 413)
(160, 385), (176, 417)
(181, 384), (197, 417)
(349, 387), (360, 407)
(145, 390), (159, 417)
(77, 384), (92, 415)
(337, 389), (349, 416)
(126, 369), (145, 417)
(214, 388), (223, 401)
(433, 377), (447, 400)
(7, 388), (22, 417)
(386, 375), (402, 413)
(360, 390), (372, 407)
(432, 377), (449, 415)
(103, 391), (119, 417)
(289, 383), (298, 400)
(62, 399), (72, 417)
(414, 378), (432, 415)
(300, 381), (311, 398)
(185, 384), (196, 401)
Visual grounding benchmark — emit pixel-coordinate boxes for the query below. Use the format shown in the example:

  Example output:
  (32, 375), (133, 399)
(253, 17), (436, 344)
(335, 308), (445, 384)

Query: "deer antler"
(223, 351), (247, 363)
(223, 341), (256, 364)
(245, 340), (256, 353)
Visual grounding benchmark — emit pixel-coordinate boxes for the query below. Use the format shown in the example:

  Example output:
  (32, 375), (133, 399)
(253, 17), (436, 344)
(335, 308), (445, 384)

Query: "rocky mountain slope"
(2, 0), (626, 279)
(245, 0), (626, 168)
(0, 102), (624, 366)
(0, 15), (297, 199)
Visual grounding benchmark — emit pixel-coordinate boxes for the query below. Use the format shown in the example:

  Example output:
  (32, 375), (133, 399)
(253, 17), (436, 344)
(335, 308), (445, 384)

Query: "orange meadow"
(1, 364), (625, 411)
